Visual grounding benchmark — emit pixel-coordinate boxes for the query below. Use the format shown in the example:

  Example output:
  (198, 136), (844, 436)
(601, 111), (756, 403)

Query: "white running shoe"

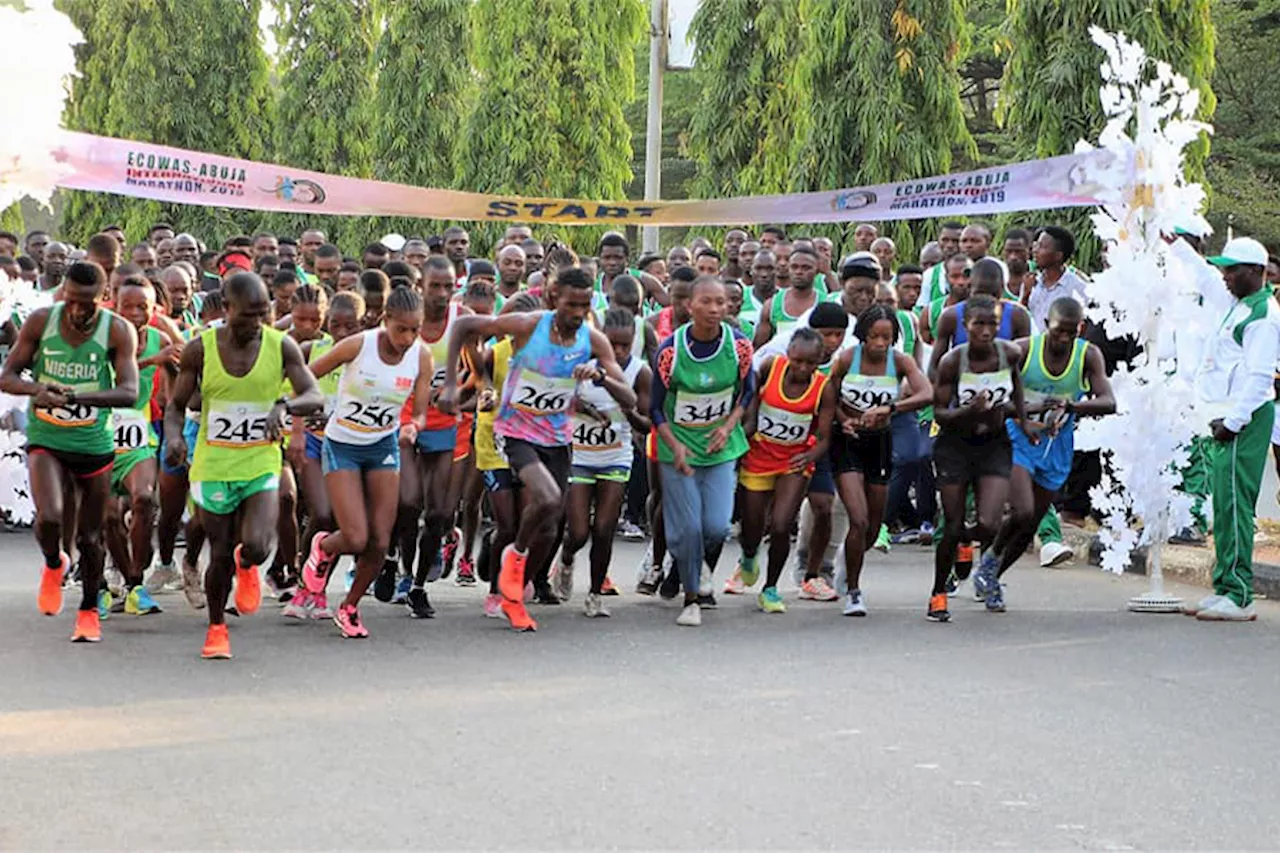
(145, 559), (181, 594)
(1195, 597), (1257, 622)
(584, 592), (610, 618)
(550, 558), (574, 602)
(182, 562), (206, 610)
(1039, 541), (1074, 567)
(282, 591), (312, 620)
(842, 589), (868, 617)
(1182, 594), (1224, 616)
(676, 602), (701, 627)
(699, 566), (713, 597)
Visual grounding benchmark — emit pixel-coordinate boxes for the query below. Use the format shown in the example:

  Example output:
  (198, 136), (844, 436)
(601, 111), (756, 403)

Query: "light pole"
(642, 0), (668, 255)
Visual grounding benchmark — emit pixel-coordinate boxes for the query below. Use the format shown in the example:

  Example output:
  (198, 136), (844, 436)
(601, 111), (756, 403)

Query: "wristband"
(888, 401), (897, 415)
(275, 396), (290, 415)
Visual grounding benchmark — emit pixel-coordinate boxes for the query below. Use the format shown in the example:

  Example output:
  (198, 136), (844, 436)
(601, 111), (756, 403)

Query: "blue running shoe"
(97, 588), (112, 621)
(985, 582), (1006, 613)
(392, 575), (412, 604)
(125, 585), (162, 616)
(972, 552), (998, 601)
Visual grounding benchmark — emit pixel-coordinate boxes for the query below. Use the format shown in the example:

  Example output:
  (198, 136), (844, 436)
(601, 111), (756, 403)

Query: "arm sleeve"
(1225, 318), (1279, 433)
(649, 338), (675, 428)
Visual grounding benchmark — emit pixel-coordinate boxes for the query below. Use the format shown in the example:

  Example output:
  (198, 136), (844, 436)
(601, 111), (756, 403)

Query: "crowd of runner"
(0, 217), (1274, 658)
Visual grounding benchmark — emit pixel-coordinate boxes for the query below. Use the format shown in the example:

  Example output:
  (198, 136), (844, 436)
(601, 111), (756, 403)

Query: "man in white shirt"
(1187, 236), (1280, 622)
(1028, 226), (1088, 332)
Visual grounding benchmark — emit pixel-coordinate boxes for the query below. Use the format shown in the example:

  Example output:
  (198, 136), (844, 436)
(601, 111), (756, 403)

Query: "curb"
(1061, 526), (1280, 600)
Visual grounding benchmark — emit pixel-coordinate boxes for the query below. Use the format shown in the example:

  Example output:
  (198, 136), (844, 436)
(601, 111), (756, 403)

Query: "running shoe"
(1195, 597), (1257, 621)
(282, 590), (312, 620)
(97, 589), (112, 620)
(310, 592), (334, 620)
(584, 592), (611, 618)
(617, 519), (645, 541)
(792, 548), (808, 587)
(125, 586), (162, 616)
(944, 570), (960, 597)
(799, 576), (839, 602)
(483, 593), (503, 618)
(232, 545), (262, 615)
(109, 594), (126, 614)
(723, 568), (746, 595)
(525, 581), (535, 603)
(334, 603), (369, 638)
(406, 587), (435, 619)
(145, 559), (180, 594)
(926, 593), (951, 622)
(533, 585), (561, 606)
(971, 557), (994, 602)
(676, 602), (701, 627)
(425, 549), (445, 583)
(549, 557), (574, 602)
(38, 553), (68, 616)
(873, 525), (892, 553)
(440, 527), (462, 580)
(1038, 541), (1075, 567)
(696, 592), (718, 610)
(104, 566), (126, 598)
(182, 562), (206, 610)
(842, 588), (868, 617)
(71, 609), (101, 643)
(498, 545), (527, 603)
(301, 532), (334, 594)
(500, 598), (538, 632)
(201, 624), (231, 659)
(373, 558), (398, 602)
(637, 564), (662, 596)
(455, 556), (477, 586)
(737, 553), (760, 588)
(917, 522), (935, 546)
(392, 575), (412, 604)
(757, 586), (786, 614)
(891, 528), (920, 545)
(985, 583), (1006, 613)
(601, 576), (620, 596)
(1182, 594), (1224, 616)
(699, 566), (713, 597)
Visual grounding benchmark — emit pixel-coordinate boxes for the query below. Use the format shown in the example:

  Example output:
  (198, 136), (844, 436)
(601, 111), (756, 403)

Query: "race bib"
(336, 398), (400, 433)
(673, 388), (733, 427)
(206, 401), (272, 447)
(112, 408), (150, 452)
(572, 414), (621, 452)
(34, 382), (99, 428)
(756, 402), (812, 445)
(840, 374), (899, 412)
(509, 370), (577, 416)
(958, 370), (1013, 407)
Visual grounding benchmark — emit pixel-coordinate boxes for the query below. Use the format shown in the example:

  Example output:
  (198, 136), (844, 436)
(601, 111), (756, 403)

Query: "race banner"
(47, 130), (1120, 226)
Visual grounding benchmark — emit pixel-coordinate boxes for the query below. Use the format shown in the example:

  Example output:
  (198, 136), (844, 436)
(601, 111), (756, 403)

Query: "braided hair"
(853, 304), (899, 345)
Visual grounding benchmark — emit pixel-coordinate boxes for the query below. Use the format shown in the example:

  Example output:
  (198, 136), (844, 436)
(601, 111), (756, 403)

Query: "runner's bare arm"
(280, 335), (323, 416)
(73, 316), (138, 409)
(926, 308), (955, 381)
(930, 350), (967, 430)
(581, 327), (637, 409)
(625, 363), (653, 435)
(0, 308), (51, 398)
(752, 295), (775, 350)
(1011, 304), (1032, 339)
(307, 333), (365, 380)
(918, 303), (936, 345)
(743, 355), (775, 438)
(793, 379), (837, 469)
(440, 312), (540, 413)
(895, 350), (933, 414)
(163, 337), (204, 468)
(1004, 341), (1027, 425)
(639, 271), (669, 307)
(405, 345), (435, 435)
(1072, 344), (1116, 417)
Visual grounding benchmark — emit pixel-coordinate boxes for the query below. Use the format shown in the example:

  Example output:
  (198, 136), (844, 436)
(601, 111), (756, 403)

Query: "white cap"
(380, 232), (406, 252)
(1208, 237), (1268, 268)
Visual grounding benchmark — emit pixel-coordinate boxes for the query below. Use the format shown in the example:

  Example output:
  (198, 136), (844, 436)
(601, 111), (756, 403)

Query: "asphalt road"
(2, 534), (1278, 850)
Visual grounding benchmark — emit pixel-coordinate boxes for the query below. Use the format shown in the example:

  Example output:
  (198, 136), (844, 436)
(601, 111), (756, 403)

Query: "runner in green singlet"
(0, 261), (140, 644)
(753, 246), (824, 349)
(103, 278), (182, 618)
(164, 271), (323, 660)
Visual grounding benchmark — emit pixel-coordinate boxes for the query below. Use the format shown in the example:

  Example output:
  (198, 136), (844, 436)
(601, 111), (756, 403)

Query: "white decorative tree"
(0, 0), (82, 524)
(1072, 28), (1216, 612)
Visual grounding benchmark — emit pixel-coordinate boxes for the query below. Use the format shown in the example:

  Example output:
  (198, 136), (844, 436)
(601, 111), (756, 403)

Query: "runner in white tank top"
(296, 287), (435, 639)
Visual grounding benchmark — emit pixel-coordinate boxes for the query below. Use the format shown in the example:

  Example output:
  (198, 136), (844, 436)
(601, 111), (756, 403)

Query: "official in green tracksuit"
(1190, 237), (1280, 621)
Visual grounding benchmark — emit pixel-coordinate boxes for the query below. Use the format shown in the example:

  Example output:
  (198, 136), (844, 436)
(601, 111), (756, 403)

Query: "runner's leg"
(764, 473), (808, 590)
(588, 480), (626, 594)
(73, 469), (112, 612)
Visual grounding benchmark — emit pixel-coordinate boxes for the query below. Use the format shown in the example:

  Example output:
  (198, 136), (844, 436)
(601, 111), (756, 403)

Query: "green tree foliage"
(59, 0), (274, 246)
(1205, 0), (1280, 249)
(272, 0), (377, 247)
(0, 203), (23, 237)
(686, 0), (805, 200)
(792, 0), (974, 256)
(957, 0), (1015, 169)
(459, 0), (645, 251)
(1002, 0), (1216, 267)
(372, 0), (472, 238)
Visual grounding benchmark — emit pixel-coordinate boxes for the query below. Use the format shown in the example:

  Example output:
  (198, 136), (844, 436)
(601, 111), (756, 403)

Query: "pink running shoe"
(310, 592), (334, 620)
(282, 590), (312, 619)
(333, 603), (369, 638)
(483, 593), (503, 618)
(455, 556), (476, 586)
(799, 577), (839, 602)
(301, 532), (335, 594)
(723, 568), (746, 595)
(441, 527), (462, 578)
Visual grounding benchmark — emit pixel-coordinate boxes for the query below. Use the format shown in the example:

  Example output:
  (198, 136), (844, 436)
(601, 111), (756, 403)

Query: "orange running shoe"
(500, 599), (538, 632)
(497, 545), (527, 603)
(201, 624), (232, 659)
(233, 545), (262, 615)
(70, 609), (101, 643)
(926, 593), (951, 623)
(38, 552), (68, 616)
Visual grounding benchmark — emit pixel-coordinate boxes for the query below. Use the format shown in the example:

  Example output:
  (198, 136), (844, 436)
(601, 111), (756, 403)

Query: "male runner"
(0, 261), (139, 642)
(164, 271), (322, 659)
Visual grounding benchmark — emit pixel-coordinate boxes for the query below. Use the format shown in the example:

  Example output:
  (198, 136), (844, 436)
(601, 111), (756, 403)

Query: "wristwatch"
(275, 395), (290, 414)
(888, 401), (897, 414)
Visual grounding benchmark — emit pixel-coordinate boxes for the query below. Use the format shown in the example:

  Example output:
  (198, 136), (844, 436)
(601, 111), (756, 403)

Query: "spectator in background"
(1028, 226), (1088, 331)
(870, 237), (896, 282)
